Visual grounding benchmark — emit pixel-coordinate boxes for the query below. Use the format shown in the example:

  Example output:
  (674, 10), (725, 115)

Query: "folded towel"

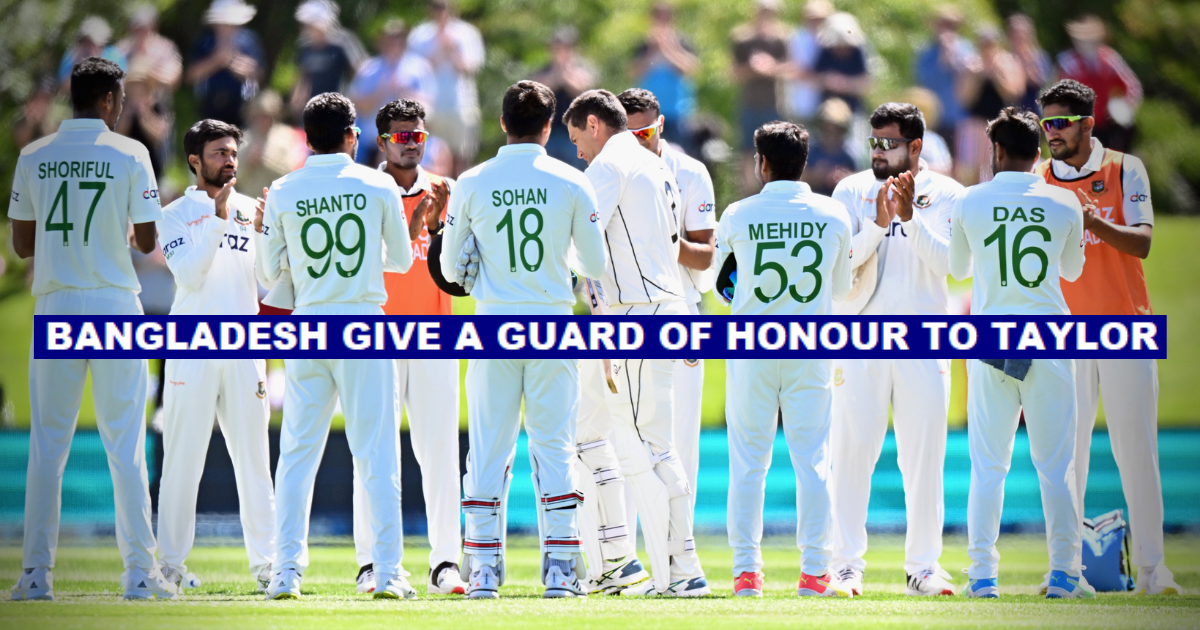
(979, 358), (1032, 381)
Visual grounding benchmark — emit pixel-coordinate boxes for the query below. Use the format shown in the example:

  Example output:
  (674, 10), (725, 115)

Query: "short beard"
(201, 161), (235, 188)
(1048, 138), (1080, 161)
(872, 156), (911, 180)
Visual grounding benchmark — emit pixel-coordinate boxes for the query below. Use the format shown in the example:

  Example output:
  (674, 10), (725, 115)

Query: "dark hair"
(754, 121), (809, 181)
(869, 102), (925, 140)
(375, 99), (425, 134)
(70, 57), (125, 112)
(303, 92), (358, 153)
(501, 80), (556, 138)
(562, 89), (627, 132)
(183, 119), (243, 175)
(616, 88), (661, 117)
(1037, 79), (1096, 117)
(986, 107), (1042, 160)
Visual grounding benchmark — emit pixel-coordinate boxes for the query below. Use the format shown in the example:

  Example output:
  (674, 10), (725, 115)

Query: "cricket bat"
(583, 277), (619, 394)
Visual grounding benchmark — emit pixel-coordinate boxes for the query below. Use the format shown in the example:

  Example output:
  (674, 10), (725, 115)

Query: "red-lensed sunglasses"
(379, 130), (428, 144)
(630, 123), (659, 141)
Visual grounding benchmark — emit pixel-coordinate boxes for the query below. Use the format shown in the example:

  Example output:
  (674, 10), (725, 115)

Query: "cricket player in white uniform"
(438, 80), (608, 599)
(1035, 79), (1181, 595)
(8, 58), (176, 601)
(947, 107), (1093, 600)
(618, 88), (717, 526)
(717, 121), (854, 599)
(349, 98), (467, 597)
(155, 120), (276, 594)
(257, 92), (415, 600)
(828, 103), (963, 597)
(565, 89), (707, 596)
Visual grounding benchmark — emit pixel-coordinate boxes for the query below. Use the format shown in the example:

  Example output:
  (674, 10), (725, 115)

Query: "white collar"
(596, 131), (640, 160)
(761, 180), (811, 194)
(992, 171), (1041, 183)
(304, 152), (354, 167)
(377, 162), (430, 196)
(496, 143), (547, 156)
(1051, 138), (1105, 178)
(184, 186), (217, 204)
(58, 118), (108, 132)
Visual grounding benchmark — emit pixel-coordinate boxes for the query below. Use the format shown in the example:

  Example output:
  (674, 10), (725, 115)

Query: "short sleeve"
(1121, 154), (1154, 227)
(127, 149), (163, 224)
(7, 156), (34, 221)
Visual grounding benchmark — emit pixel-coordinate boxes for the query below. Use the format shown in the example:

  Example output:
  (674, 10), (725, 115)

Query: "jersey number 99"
(300, 214), (366, 278)
(753, 240), (823, 304)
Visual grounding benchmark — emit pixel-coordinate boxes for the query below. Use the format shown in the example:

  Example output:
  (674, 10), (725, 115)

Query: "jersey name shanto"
(295, 193), (369, 217)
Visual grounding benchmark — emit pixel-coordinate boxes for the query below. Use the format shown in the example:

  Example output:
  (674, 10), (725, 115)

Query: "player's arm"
(126, 147), (163, 254)
(257, 187), (288, 285)
(158, 205), (227, 293)
(439, 182), (472, 281)
(8, 157), (36, 259)
(832, 178), (887, 270)
(714, 204), (737, 303)
(570, 179), (608, 280)
(677, 168), (717, 270)
(830, 217), (854, 301)
(947, 196), (973, 281)
(903, 181), (956, 277)
(1078, 156), (1153, 259)
(1060, 196), (1087, 282)
(381, 186), (414, 274)
(583, 160), (623, 228)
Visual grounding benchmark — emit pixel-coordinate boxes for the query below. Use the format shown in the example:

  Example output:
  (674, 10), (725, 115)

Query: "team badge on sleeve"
(914, 195), (932, 208)
(256, 381), (267, 399)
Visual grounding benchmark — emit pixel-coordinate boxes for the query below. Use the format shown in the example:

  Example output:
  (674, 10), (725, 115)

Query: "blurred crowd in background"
(1, 0), (1161, 410)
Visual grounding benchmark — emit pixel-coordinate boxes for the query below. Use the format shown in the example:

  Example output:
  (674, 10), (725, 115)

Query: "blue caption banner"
(32, 315), (1166, 359)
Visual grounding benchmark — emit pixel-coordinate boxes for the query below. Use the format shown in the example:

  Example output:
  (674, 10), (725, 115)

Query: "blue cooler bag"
(1081, 509), (1135, 592)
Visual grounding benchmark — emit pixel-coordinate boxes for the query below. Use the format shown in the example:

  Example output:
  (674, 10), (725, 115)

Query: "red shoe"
(797, 572), (852, 597)
(734, 571), (763, 597)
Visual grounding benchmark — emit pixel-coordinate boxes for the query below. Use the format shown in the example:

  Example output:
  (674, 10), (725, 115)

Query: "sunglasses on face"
(868, 137), (912, 151)
(379, 130), (428, 144)
(1040, 115), (1088, 132)
(630, 123), (659, 141)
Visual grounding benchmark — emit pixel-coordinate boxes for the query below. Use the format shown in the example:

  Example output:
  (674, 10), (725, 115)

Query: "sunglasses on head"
(379, 130), (428, 144)
(1040, 115), (1088, 132)
(349, 126), (361, 138)
(868, 137), (912, 151)
(630, 123), (659, 141)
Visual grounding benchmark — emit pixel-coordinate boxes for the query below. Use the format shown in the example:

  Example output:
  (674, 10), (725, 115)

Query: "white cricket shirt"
(8, 118), (163, 296)
(159, 186), (266, 315)
(949, 171), (1086, 316)
(716, 180), (853, 316)
(259, 153), (413, 309)
(831, 164), (965, 316)
(585, 131), (685, 307)
(440, 143), (607, 315)
(660, 141), (718, 304)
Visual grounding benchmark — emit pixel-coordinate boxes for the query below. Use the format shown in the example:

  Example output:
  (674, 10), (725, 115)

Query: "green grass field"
(2, 216), (1198, 429)
(3, 535), (1199, 629)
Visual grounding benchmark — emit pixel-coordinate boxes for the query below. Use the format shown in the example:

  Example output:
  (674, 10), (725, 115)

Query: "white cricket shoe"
(374, 575), (418, 600)
(621, 575), (711, 597)
(1136, 567), (1183, 595)
(428, 562), (467, 595)
(356, 565), (376, 594)
(906, 567), (956, 596)
(10, 567), (53, 601)
(586, 555), (650, 595)
(265, 568), (302, 600)
(256, 565), (272, 594)
(158, 564), (201, 590)
(836, 567), (864, 596)
(123, 565), (179, 600)
(543, 559), (587, 598)
(467, 565), (500, 599)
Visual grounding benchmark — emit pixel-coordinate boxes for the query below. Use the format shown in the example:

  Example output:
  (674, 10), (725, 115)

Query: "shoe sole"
(11, 593), (54, 601)
(269, 592), (299, 600)
(1046, 587), (1094, 599)
(428, 584), (467, 595)
(468, 590), (499, 599)
(734, 588), (763, 597)
(543, 590), (587, 598)
(373, 591), (416, 600)
(356, 586), (375, 594)
(672, 587), (712, 598)
(123, 592), (176, 600)
(797, 589), (850, 598)
(905, 588), (955, 596)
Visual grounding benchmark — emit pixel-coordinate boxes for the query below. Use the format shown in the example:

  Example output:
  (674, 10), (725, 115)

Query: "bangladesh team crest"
(684, 359), (700, 367)
(833, 367), (844, 386)
(1091, 180), (1106, 194)
(914, 194), (932, 208)
(256, 380), (267, 399)
(235, 209), (253, 226)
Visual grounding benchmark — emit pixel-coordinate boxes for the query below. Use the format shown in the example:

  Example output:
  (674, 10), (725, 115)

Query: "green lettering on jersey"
(749, 223), (764, 241)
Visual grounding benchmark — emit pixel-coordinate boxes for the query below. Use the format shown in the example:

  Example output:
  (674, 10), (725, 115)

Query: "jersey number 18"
(496, 207), (544, 272)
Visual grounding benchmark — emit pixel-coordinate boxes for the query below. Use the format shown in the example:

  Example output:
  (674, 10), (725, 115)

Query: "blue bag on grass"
(1081, 509), (1135, 592)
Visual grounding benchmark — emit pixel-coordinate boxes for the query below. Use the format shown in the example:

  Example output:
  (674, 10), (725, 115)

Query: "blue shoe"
(1046, 570), (1096, 599)
(964, 578), (999, 598)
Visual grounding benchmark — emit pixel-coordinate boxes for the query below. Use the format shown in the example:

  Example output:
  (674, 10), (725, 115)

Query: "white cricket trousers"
(462, 359), (582, 567)
(1074, 358), (1167, 572)
(353, 358), (461, 570)
(24, 287), (154, 571)
(966, 359), (1082, 580)
(275, 303), (404, 580)
(157, 358), (274, 578)
(727, 358), (834, 577)
(672, 301), (704, 511)
(831, 358), (950, 574)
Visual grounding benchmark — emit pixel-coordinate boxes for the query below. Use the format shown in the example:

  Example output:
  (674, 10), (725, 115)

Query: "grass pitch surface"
(3, 535), (1199, 629)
